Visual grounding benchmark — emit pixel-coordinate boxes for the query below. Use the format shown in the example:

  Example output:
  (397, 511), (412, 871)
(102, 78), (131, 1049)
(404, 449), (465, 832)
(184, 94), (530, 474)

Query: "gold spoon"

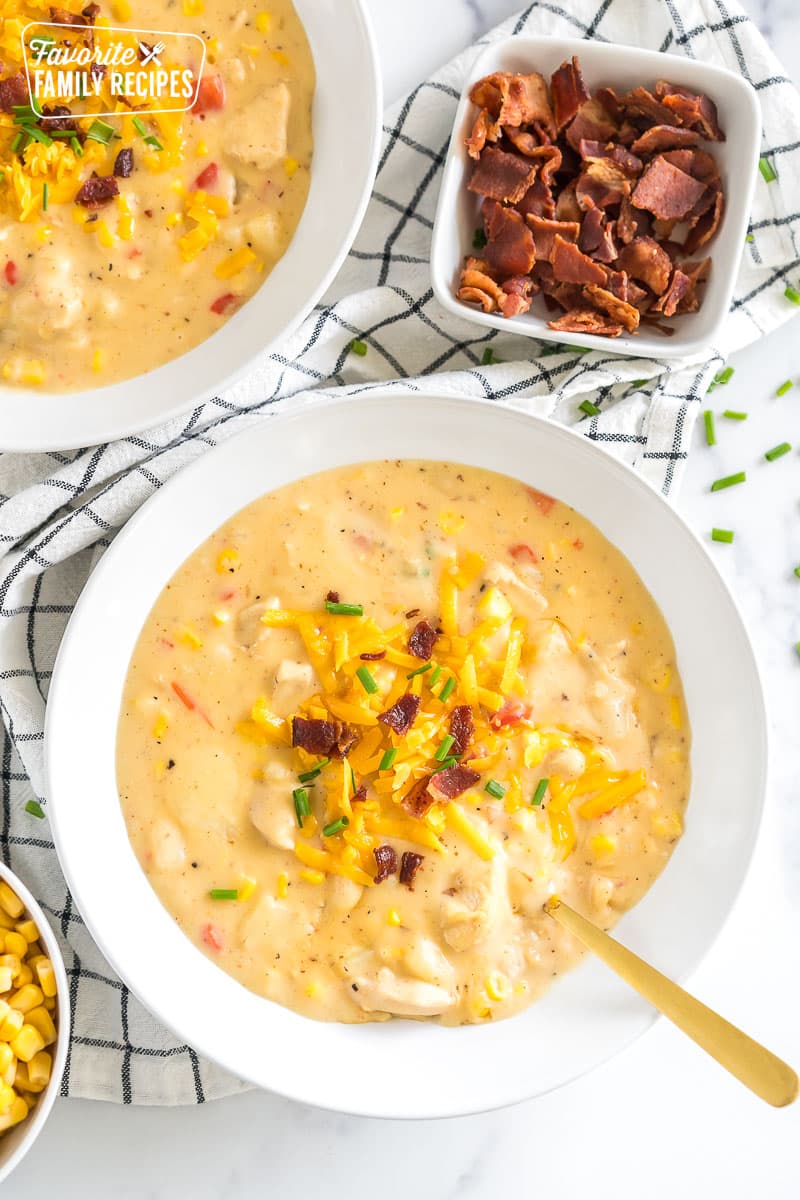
(544, 896), (798, 1107)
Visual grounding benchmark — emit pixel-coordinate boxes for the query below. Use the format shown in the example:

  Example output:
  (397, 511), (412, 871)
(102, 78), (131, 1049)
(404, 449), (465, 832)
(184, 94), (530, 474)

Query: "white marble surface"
(7, 1), (800, 1195)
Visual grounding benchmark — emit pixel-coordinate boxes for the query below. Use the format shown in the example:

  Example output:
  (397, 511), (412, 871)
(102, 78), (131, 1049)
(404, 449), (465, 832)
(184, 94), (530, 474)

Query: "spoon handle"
(544, 897), (798, 1108)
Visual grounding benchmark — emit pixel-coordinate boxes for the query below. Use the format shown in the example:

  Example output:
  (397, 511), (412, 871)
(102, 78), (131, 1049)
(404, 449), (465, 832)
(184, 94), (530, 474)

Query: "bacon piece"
(484, 201), (536, 277)
(470, 71), (556, 137)
(427, 764), (481, 802)
(490, 698), (533, 729)
(684, 190), (724, 252)
(548, 308), (624, 338)
(359, 650), (386, 661)
(408, 618), (438, 660)
(525, 214), (579, 261)
(457, 257), (506, 314)
(50, 5), (87, 23)
(630, 124), (702, 156)
(399, 851), (425, 889)
(578, 140), (643, 177)
(579, 208), (617, 264)
(551, 235), (607, 286)
(378, 693), (421, 736)
(554, 179), (581, 224)
(75, 172), (120, 208)
(449, 705), (474, 756)
(616, 195), (648, 245)
(595, 86), (624, 123)
(616, 236), (672, 295)
(623, 86), (677, 126)
(516, 178), (556, 221)
(373, 844), (397, 884)
(631, 156), (707, 222)
(651, 268), (694, 316)
(326, 590), (340, 603)
(468, 146), (537, 205)
(661, 147), (720, 188)
(550, 57), (589, 130)
(565, 98), (617, 154)
(502, 133), (562, 186)
(466, 109), (496, 159)
(500, 274), (535, 318)
(0, 73), (28, 114)
(113, 148), (134, 178)
(401, 777), (437, 819)
(291, 716), (356, 758)
(40, 104), (78, 133)
(655, 81), (725, 141)
(583, 284), (640, 332)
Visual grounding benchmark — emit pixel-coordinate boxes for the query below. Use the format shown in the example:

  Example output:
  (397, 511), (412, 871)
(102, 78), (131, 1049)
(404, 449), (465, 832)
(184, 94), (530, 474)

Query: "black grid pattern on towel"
(0, 0), (799, 1104)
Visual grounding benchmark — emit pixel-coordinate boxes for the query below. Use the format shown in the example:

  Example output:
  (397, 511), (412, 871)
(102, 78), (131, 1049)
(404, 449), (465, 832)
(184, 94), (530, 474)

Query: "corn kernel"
(669, 695), (682, 729)
(180, 626), (203, 650)
(112, 0), (132, 17)
(216, 547), (240, 573)
(3, 932), (26, 958)
(15, 921), (38, 944)
(590, 834), (617, 856)
(212, 609), (231, 625)
(152, 713), (168, 740)
(439, 509), (465, 536)
(276, 872), (288, 900)
(25, 1006), (56, 1047)
(256, 11), (271, 32)
(389, 506), (405, 521)
(183, 0), (204, 13)
(0, 1007), (24, 1042)
(0, 968), (12, 994)
(284, 156), (299, 177)
(28, 1050), (52, 1090)
(15, 964), (32, 987)
(237, 876), (257, 902)
(11, 1024), (45, 1063)
(0, 1094), (28, 1131)
(271, 49), (289, 66)
(195, 140), (209, 157)
(9, 984), (44, 1014)
(485, 971), (511, 1002)
(386, 909), (401, 927)
(652, 810), (683, 839)
(299, 869), (324, 885)
(477, 587), (512, 622)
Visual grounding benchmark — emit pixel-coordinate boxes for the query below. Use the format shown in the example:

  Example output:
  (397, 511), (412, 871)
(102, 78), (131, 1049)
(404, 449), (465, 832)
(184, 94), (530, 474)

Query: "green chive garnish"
(776, 380), (794, 396)
(745, 233), (754, 243)
(349, 763), (357, 792)
(25, 799), (45, 819)
(473, 227), (487, 249)
(715, 366), (734, 386)
(210, 888), (238, 900)
(712, 528), (735, 544)
(86, 119), (115, 145)
(428, 665), (442, 687)
(70, 136), (83, 157)
(631, 379), (646, 388)
(485, 779), (506, 800)
(379, 747), (398, 771)
(579, 399), (601, 417)
(406, 662), (433, 679)
(785, 285), (800, 305)
(356, 665), (378, 694)
(531, 778), (549, 807)
(144, 135), (163, 152)
(435, 734), (455, 762)
(438, 677), (456, 703)
(11, 132), (23, 154)
(759, 157), (777, 183)
(133, 117), (148, 137)
(293, 787), (311, 828)
(298, 758), (330, 783)
(711, 471), (746, 492)
(325, 601), (363, 616)
(765, 442), (791, 462)
(481, 347), (501, 366)
(20, 125), (52, 147)
(323, 816), (349, 837)
(703, 410), (716, 446)
(722, 409), (748, 421)
(794, 566), (800, 579)
(432, 756), (459, 773)
(349, 339), (367, 357)
(42, 182), (48, 212)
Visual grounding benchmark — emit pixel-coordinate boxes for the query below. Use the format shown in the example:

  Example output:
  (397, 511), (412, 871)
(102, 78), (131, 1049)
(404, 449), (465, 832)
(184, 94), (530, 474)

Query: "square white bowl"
(431, 35), (762, 360)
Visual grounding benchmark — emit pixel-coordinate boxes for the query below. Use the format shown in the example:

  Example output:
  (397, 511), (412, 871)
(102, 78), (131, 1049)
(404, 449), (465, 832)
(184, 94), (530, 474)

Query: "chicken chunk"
(351, 967), (455, 1017)
(150, 818), (186, 872)
(226, 82), (290, 170)
(249, 757), (298, 850)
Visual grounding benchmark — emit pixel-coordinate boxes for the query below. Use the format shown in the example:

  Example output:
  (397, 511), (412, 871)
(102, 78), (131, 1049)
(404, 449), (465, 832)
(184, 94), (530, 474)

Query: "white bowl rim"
(0, 0), (382, 453)
(43, 393), (768, 1118)
(430, 33), (762, 361)
(0, 861), (70, 1184)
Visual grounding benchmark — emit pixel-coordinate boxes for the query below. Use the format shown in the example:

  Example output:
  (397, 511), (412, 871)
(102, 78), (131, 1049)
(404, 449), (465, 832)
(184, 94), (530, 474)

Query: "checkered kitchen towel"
(1, 0), (799, 1105)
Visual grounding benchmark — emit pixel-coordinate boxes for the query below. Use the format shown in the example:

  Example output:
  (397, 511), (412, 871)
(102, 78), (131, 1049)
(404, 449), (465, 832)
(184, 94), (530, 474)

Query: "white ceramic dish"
(45, 395), (767, 1119)
(431, 36), (762, 360)
(0, 0), (381, 454)
(0, 862), (70, 1185)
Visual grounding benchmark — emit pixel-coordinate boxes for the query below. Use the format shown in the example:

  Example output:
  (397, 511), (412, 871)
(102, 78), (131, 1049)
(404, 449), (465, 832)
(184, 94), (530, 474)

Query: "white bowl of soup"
(44, 394), (766, 1117)
(0, 0), (381, 452)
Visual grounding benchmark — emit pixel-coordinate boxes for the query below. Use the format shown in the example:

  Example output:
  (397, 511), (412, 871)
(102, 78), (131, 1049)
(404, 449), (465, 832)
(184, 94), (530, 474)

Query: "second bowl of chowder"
(46, 395), (766, 1117)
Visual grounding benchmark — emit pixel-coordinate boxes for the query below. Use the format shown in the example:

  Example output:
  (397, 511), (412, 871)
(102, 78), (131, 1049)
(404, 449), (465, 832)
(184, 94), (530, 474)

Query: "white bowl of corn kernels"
(0, 863), (69, 1185)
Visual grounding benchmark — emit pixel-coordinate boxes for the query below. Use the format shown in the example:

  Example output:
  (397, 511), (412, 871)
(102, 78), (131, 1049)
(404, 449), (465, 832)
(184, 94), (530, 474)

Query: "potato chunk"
(226, 83), (290, 170)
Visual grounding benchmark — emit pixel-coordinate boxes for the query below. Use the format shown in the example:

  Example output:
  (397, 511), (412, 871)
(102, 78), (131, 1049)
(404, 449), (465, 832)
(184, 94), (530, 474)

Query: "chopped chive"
(745, 233), (754, 243)
(715, 366), (734, 386)
(349, 338), (368, 357)
(631, 379), (646, 388)
(325, 601), (363, 616)
(573, 346), (592, 354)
(438, 677), (456, 703)
(765, 442), (792, 462)
(776, 380), (794, 396)
(323, 816), (350, 837)
(0, 171), (4, 183)
(485, 779), (506, 800)
(406, 662), (433, 679)
(703, 410), (716, 446)
(579, 399), (601, 417)
(144, 135), (163, 152)
(796, 643), (800, 658)
(42, 182), (48, 212)
(349, 763), (357, 792)
(785, 285), (800, 305)
(432, 756), (460, 773)
(25, 799), (45, 819)
(70, 136), (83, 157)
(531, 778), (549, 807)
(428, 665), (442, 687)
(473, 227), (487, 249)
(794, 566), (800, 579)
(293, 787), (311, 828)
(210, 888), (238, 900)
(11, 132), (23, 153)
(298, 758), (330, 783)
(711, 528), (735, 544)
(434, 734), (456, 762)
(132, 117), (148, 136)
(50, 130), (75, 138)
(86, 119), (115, 145)
(722, 409), (748, 421)
(379, 747), (398, 771)
(19, 124), (52, 147)
(759, 156), (777, 183)
(710, 471), (746, 492)
(356, 665), (378, 694)
(481, 347), (501, 366)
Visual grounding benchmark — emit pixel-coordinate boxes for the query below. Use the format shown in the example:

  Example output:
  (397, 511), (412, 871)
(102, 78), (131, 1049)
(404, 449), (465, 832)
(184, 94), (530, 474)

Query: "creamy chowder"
(117, 461), (690, 1025)
(0, 0), (314, 391)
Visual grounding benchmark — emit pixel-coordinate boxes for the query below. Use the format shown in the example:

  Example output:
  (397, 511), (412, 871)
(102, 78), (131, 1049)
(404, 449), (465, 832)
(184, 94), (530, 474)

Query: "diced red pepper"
(194, 161), (219, 190)
(171, 680), (214, 727)
(192, 75), (226, 114)
(210, 292), (238, 315)
(573, 537), (584, 550)
(525, 487), (556, 516)
(490, 698), (532, 729)
(4, 261), (18, 286)
(509, 542), (540, 565)
(201, 923), (223, 951)
(158, 637), (175, 650)
(220, 588), (237, 601)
